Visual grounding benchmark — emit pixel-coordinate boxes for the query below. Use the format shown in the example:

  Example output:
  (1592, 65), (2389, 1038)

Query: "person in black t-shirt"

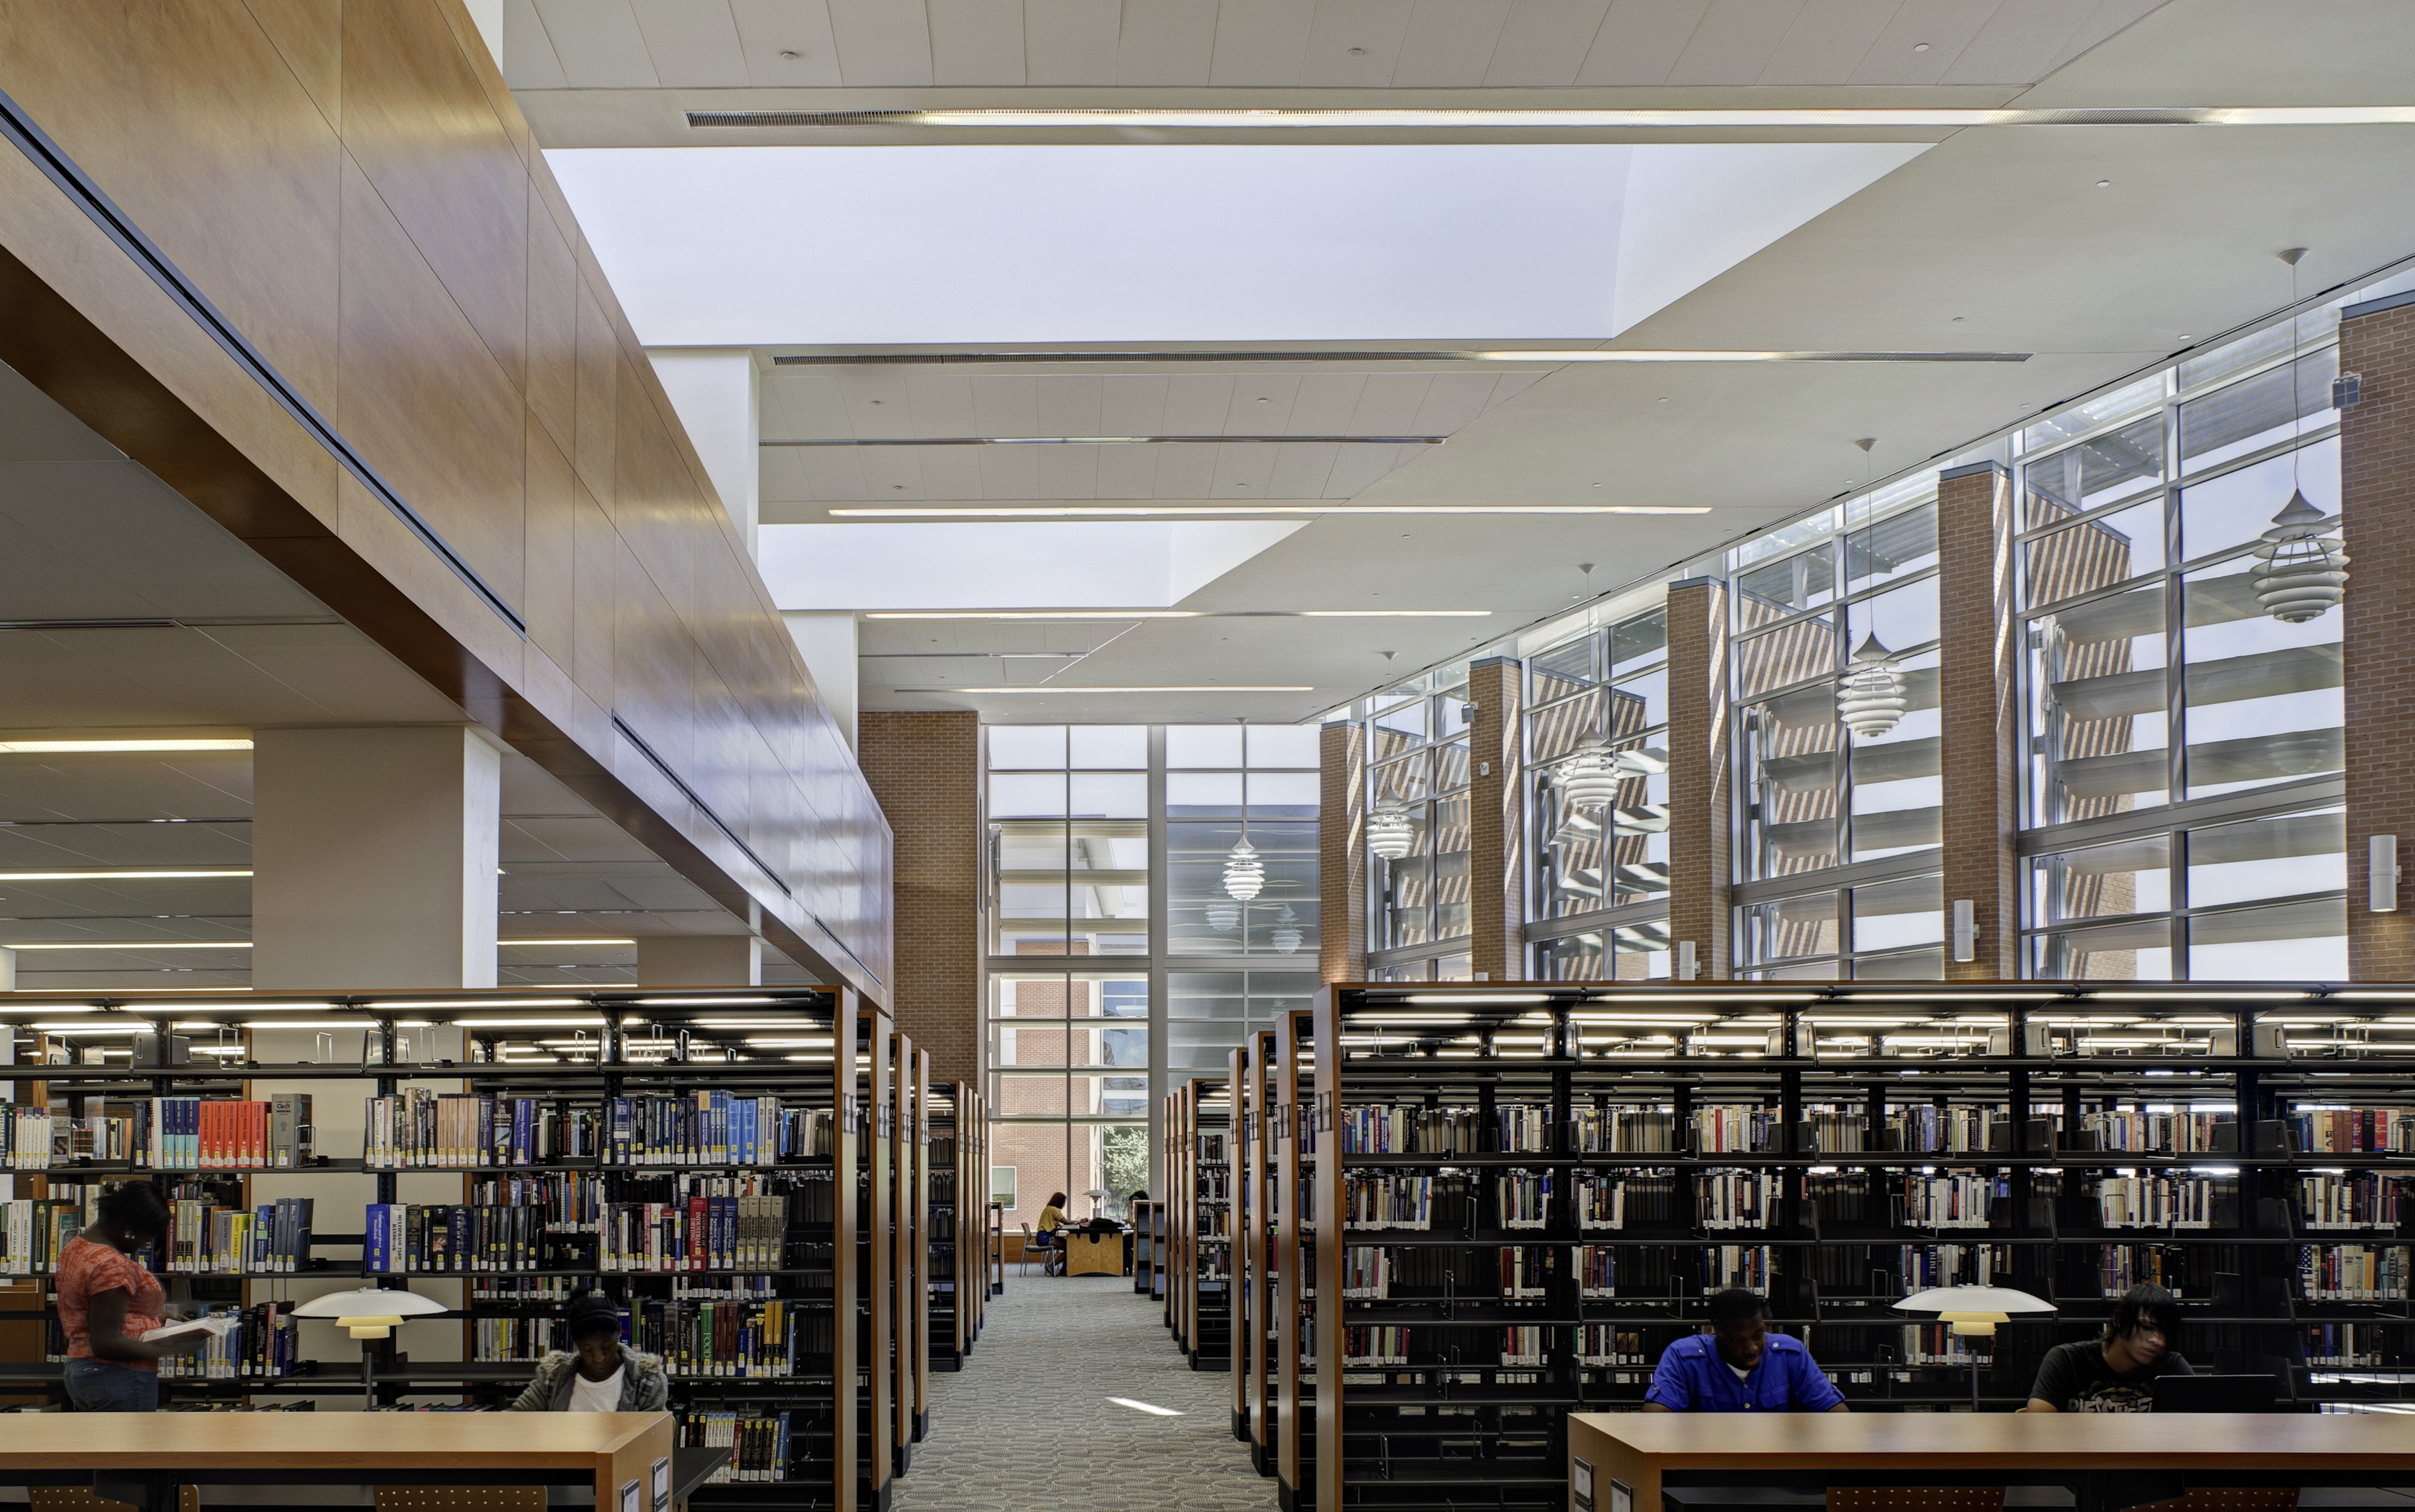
(2021, 1283), (2192, 1413)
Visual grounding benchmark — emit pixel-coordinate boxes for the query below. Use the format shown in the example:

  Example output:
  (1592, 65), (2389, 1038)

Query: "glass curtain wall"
(1526, 607), (1673, 979)
(1363, 670), (1474, 981)
(2019, 304), (2351, 979)
(985, 724), (1318, 1229)
(1728, 475), (1949, 979)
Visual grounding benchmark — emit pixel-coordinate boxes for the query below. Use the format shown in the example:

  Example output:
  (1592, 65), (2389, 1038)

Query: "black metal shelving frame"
(0, 987), (893, 1512)
(1297, 981), (2415, 1512)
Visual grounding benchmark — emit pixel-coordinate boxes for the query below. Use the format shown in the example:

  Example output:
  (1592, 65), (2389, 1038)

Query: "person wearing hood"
(509, 1289), (669, 1412)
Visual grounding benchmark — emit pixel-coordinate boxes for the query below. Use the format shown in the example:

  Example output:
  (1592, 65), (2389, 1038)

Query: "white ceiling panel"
(1262, 440), (1342, 498)
(1031, 375), (1109, 432)
(977, 442), (1044, 499)
(854, 447), (928, 499)
(1033, 442), (1101, 498)
(1484, 0), (1613, 86)
(1393, 0), (1512, 86)
(1209, 0), (1315, 85)
(1144, 441), (1216, 498)
(1668, 0), (1809, 85)
(1851, 0), (2000, 85)
(929, 0), (1030, 85)
(970, 377), (1043, 435)
(1938, 0), (2095, 84)
(1575, 0), (1713, 83)
(628, 0), (751, 85)
(2034, 0), (2173, 82)
(1116, 0), (1220, 84)
(728, 0), (846, 85)
(903, 373), (981, 434)
(1286, 374), (1372, 433)
(1092, 444), (1162, 498)
(500, 0), (571, 88)
(533, 0), (662, 85)
(1302, 0), (1419, 87)
(1023, 0), (1122, 84)
(1759, 0), (1900, 85)
(1221, 374), (1302, 433)
(826, 0), (935, 84)
(915, 447), (988, 499)
(1321, 441), (1417, 497)
(1207, 440), (1283, 497)
(1098, 375), (1171, 435)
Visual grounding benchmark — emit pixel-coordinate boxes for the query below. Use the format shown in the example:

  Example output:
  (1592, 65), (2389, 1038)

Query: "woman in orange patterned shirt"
(55, 1183), (204, 1410)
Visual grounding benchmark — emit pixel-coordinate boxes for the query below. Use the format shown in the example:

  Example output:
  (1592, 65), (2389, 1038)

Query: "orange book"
(201, 1102), (220, 1170)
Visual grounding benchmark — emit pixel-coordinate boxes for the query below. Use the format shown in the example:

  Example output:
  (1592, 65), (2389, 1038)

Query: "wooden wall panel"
(0, 0), (894, 998)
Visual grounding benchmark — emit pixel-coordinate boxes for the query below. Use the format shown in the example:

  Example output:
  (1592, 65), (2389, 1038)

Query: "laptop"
(2152, 1374), (2281, 1413)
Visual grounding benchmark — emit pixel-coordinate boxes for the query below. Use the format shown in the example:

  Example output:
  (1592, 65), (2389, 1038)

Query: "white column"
(0, 946), (14, 990)
(648, 347), (760, 558)
(783, 611), (859, 753)
(251, 727), (502, 990)
(637, 934), (763, 987)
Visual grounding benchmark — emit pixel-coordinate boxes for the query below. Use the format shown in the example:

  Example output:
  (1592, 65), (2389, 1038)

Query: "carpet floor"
(896, 1272), (1272, 1512)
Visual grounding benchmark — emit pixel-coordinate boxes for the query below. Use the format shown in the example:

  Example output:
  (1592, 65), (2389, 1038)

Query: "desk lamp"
(1082, 1188), (1111, 1221)
(291, 1286), (449, 1408)
(1894, 1284), (2054, 1411)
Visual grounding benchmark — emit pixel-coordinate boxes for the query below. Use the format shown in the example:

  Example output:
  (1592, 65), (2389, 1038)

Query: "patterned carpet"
(899, 1272), (1274, 1512)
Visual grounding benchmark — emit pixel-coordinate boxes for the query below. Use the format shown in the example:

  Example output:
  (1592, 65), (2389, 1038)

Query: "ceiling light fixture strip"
(826, 504), (1706, 517)
(772, 351), (2029, 367)
(693, 106), (2287, 130)
(763, 434), (1447, 446)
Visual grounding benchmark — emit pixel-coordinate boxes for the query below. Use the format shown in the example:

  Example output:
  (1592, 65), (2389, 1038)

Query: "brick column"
(1466, 657), (1526, 981)
(2343, 290), (2415, 979)
(1666, 578), (1731, 979)
(858, 710), (980, 1083)
(1319, 720), (1366, 982)
(1937, 461), (2019, 980)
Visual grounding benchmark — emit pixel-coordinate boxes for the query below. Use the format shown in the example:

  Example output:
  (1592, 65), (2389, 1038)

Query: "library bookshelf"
(1275, 1007), (1316, 1512)
(1171, 1077), (1232, 1371)
(926, 1081), (982, 1372)
(1293, 981), (2415, 1512)
(0, 987), (903, 1512)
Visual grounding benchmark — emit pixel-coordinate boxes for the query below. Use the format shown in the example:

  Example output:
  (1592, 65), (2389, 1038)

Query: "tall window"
(984, 723), (1317, 1226)
(1728, 476), (1947, 979)
(1365, 670), (1473, 980)
(1527, 607), (1672, 980)
(2019, 307), (2349, 979)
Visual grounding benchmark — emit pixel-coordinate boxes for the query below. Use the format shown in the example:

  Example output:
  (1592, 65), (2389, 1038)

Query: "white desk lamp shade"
(1895, 1284), (2054, 1336)
(292, 1286), (449, 1340)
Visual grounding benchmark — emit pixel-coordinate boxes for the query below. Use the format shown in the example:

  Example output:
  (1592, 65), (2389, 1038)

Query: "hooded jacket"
(508, 1343), (670, 1412)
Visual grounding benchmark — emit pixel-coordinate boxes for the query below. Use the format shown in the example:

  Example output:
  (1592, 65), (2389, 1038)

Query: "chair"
(375, 1491), (547, 1511)
(1018, 1222), (1054, 1277)
(1828, 1490), (2007, 1512)
(2129, 1494), (2298, 1512)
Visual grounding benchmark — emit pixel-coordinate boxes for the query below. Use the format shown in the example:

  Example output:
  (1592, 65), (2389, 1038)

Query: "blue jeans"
(65, 1357), (158, 1411)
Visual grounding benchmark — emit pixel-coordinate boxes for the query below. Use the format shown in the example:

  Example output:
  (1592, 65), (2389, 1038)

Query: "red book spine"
(688, 1195), (707, 1273)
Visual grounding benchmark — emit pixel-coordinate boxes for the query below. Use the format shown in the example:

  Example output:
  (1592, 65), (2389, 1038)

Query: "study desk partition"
(1063, 1228), (1129, 1277)
(0, 1413), (676, 1512)
(1568, 1414), (2415, 1512)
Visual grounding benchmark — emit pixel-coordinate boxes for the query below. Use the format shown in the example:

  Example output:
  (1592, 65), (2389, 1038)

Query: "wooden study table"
(0, 1413), (676, 1511)
(1570, 1415), (2415, 1512)
(1064, 1230), (1127, 1277)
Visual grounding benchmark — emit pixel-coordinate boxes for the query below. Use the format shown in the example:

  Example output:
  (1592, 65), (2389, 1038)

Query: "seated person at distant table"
(1036, 1191), (1071, 1272)
(1644, 1287), (1848, 1413)
(2021, 1282), (2190, 1413)
(510, 1289), (671, 1411)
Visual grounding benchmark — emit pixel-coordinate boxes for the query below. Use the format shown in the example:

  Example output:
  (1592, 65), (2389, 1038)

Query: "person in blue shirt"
(1643, 1287), (1848, 1413)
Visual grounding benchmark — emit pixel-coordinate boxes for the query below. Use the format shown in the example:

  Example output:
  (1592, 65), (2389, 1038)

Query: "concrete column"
(648, 347), (760, 557)
(2343, 289), (2415, 979)
(1666, 578), (1732, 979)
(1466, 657), (1526, 981)
(858, 710), (981, 1084)
(1937, 460), (2019, 980)
(637, 934), (764, 987)
(786, 611), (861, 755)
(251, 727), (501, 990)
(0, 946), (13, 990)
(1318, 720), (1366, 982)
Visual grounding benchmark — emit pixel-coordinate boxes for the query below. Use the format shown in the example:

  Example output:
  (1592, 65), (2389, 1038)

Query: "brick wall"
(2344, 294), (2415, 979)
(1666, 579), (1732, 978)
(857, 710), (980, 1084)
(1319, 721), (1366, 981)
(1937, 461), (2019, 980)
(1467, 658), (1525, 979)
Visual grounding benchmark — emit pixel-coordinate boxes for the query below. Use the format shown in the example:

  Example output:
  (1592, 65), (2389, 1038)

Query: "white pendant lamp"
(1367, 806), (1414, 862)
(2249, 490), (2348, 622)
(1223, 837), (1265, 902)
(1558, 738), (1624, 811)
(1271, 903), (1303, 955)
(1837, 634), (1909, 738)
(291, 1285), (451, 1406)
(1894, 1284), (2054, 1410)
(1613, 746), (1670, 777)
(1206, 899), (1241, 932)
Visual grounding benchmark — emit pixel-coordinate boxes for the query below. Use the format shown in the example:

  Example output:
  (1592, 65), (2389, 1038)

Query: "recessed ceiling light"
(7, 941), (251, 951)
(2097, 179), (2112, 188)
(1913, 42), (1930, 52)
(0, 869), (251, 881)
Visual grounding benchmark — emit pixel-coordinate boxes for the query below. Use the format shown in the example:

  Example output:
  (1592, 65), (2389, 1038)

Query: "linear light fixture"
(828, 504), (1710, 517)
(863, 608), (1492, 618)
(7, 941), (250, 951)
(452, 1016), (610, 1028)
(0, 869), (251, 881)
(376, 998), (587, 1010)
(896, 685), (1314, 694)
(0, 738), (253, 754)
(775, 349), (2029, 367)
(697, 106), (2415, 131)
(499, 938), (637, 947)
(766, 434), (1444, 447)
